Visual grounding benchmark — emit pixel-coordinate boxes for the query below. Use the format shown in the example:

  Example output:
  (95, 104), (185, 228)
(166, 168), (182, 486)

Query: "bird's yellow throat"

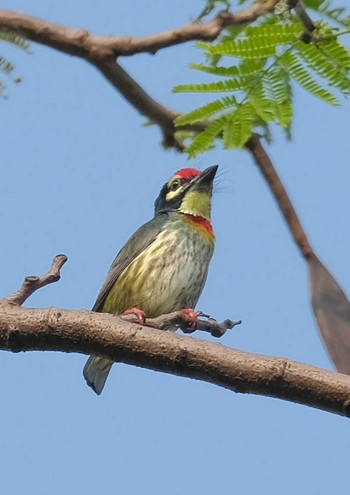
(179, 191), (211, 220)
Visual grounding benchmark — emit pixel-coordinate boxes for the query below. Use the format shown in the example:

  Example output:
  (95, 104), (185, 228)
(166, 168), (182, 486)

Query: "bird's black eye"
(170, 180), (181, 191)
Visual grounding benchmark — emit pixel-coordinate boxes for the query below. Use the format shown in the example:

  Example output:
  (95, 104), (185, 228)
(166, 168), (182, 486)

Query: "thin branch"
(93, 60), (208, 148)
(0, 5), (276, 146)
(287, 0), (316, 43)
(0, 2), (278, 58)
(94, 60), (181, 145)
(5, 254), (68, 306)
(246, 135), (313, 260)
(1, 300), (350, 417)
(122, 310), (241, 337)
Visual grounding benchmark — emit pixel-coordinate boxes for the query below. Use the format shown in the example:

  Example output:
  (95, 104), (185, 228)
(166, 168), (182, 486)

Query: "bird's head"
(154, 165), (218, 220)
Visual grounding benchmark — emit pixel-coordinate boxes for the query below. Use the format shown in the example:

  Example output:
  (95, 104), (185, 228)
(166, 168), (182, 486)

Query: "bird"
(83, 165), (218, 395)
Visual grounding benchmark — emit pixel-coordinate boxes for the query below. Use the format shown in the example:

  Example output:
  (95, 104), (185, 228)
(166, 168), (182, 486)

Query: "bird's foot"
(121, 308), (146, 324)
(180, 308), (202, 333)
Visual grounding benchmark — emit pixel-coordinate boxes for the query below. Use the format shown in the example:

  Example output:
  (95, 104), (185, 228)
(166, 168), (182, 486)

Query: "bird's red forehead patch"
(175, 168), (201, 179)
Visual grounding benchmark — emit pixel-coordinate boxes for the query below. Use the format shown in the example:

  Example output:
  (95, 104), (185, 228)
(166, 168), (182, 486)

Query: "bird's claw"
(121, 308), (146, 324)
(180, 308), (202, 333)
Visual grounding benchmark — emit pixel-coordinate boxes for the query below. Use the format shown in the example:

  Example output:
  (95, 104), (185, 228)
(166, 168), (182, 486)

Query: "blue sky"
(1, 1), (350, 494)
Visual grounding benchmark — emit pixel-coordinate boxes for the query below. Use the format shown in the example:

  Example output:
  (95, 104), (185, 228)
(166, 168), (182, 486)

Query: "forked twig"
(5, 254), (68, 306)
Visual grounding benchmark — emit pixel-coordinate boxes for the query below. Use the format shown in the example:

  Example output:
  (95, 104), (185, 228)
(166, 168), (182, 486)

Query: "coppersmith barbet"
(83, 165), (218, 394)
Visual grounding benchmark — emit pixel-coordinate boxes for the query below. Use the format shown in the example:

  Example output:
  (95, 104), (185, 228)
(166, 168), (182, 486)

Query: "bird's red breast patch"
(176, 168), (201, 179)
(183, 214), (215, 242)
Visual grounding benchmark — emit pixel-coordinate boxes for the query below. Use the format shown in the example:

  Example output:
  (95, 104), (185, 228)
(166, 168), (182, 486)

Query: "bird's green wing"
(92, 214), (168, 312)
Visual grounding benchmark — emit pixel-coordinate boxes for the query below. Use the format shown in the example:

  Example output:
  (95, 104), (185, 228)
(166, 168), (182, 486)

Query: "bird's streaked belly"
(101, 217), (214, 317)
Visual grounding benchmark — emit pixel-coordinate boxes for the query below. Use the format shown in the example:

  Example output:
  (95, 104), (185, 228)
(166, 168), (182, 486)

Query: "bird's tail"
(83, 355), (113, 395)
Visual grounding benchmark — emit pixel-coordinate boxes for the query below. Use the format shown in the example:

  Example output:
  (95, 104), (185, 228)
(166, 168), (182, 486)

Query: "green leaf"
(247, 96), (276, 124)
(304, 0), (350, 27)
(222, 105), (253, 148)
(197, 39), (277, 59)
(189, 63), (241, 78)
(196, 22), (302, 60)
(175, 96), (237, 126)
(173, 78), (245, 93)
(185, 118), (225, 157)
(319, 37), (350, 70)
(172, 13), (349, 157)
(296, 40), (350, 94)
(279, 51), (339, 105)
(0, 56), (14, 76)
(0, 32), (30, 51)
(0, 32), (30, 97)
(263, 68), (291, 104)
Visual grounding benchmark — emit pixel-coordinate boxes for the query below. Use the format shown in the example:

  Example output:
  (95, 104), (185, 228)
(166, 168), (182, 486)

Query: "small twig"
(287, 0), (316, 43)
(121, 311), (241, 337)
(5, 254), (68, 306)
(196, 317), (242, 337)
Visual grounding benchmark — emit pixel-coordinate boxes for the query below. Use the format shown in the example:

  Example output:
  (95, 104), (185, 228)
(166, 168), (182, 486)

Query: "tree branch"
(3, 5), (349, 414)
(94, 60), (182, 145)
(1, 299), (350, 417)
(245, 135), (313, 260)
(5, 254), (68, 306)
(287, 0), (316, 43)
(122, 310), (241, 337)
(0, 2), (278, 58)
(0, 255), (350, 418)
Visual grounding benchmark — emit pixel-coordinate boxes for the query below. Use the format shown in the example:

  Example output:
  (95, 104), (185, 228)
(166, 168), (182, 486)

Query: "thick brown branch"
(0, 301), (350, 417)
(0, 2), (278, 58)
(5, 254), (68, 306)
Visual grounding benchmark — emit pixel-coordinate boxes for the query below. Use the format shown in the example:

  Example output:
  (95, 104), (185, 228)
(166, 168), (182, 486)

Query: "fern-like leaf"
(174, 78), (245, 93)
(0, 32), (30, 51)
(197, 22), (302, 59)
(296, 40), (350, 94)
(304, 0), (350, 27)
(263, 68), (291, 104)
(279, 51), (339, 105)
(197, 39), (277, 59)
(319, 37), (350, 69)
(222, 105), (253, 149)
(0, 32), (30, 97)
(189, 59), (266, 78)
(263, 68), (293, 128)
(173, 15), (349, 156)
(175, 96), (237, 126)
(0, 56), (14, 76)
(185, 118), (226, 157)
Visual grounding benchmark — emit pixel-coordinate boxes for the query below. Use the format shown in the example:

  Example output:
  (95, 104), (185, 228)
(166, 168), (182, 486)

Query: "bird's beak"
(190, 165), (218, 192)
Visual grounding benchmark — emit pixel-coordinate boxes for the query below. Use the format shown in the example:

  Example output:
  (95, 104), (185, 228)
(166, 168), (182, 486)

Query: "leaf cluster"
(174, 6), (350, 157)
(0, 32), (30, 97)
